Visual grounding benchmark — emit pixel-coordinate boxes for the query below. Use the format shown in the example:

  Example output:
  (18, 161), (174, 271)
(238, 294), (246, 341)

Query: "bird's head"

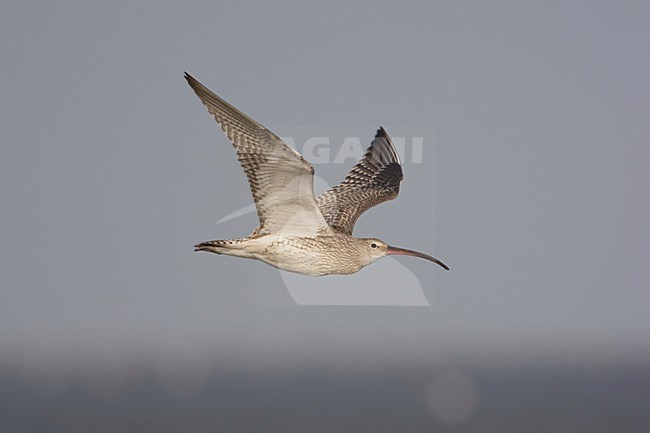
(358, 238), (450, 270)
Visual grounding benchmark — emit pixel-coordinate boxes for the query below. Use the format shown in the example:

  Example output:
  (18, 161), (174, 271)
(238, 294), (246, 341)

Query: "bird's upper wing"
(185, 73), (331, 237)
(316, 127), (403, 235)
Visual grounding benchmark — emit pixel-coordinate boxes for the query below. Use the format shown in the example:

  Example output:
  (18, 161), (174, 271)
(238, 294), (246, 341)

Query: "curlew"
(186, 73), (449, 276)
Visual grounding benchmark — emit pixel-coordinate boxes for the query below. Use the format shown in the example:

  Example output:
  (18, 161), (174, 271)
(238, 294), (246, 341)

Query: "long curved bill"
(387, 246), (450, 270)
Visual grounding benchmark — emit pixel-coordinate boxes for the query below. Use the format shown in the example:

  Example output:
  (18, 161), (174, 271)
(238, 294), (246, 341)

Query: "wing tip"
(370, 126), (401, 165)
(184, 71), (199, 89)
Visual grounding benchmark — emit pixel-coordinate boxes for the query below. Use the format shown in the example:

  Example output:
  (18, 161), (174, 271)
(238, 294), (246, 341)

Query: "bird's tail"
(194, 238), (250, 255)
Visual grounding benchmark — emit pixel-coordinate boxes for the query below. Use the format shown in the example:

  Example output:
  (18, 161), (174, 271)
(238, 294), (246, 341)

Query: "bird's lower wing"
(316, 127), (403, 235)
(185, 73), (330, 236)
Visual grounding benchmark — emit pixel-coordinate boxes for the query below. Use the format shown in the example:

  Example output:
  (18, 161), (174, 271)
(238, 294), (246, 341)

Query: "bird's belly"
(256, 237), (361, 276)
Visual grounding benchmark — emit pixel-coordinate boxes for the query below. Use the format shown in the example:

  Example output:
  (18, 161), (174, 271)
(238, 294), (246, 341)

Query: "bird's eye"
(370, 243), (378, 248)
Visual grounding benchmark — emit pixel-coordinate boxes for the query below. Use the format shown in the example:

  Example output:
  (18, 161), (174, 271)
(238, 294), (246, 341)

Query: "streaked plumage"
(186, 73), (448, 276)
(316, 128), (403, 235)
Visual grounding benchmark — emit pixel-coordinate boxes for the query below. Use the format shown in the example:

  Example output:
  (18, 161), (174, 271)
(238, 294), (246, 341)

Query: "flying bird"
(186, 73), (449, 276)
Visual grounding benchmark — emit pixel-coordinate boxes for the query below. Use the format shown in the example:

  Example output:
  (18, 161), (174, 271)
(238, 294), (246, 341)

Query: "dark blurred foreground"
(1, 365), (649, 433)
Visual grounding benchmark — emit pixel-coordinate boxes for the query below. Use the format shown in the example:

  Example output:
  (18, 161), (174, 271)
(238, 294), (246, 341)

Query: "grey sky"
(1, 0), (649, 373)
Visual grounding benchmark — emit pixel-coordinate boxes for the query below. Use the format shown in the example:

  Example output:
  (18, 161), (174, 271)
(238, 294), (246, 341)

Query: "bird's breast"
(256, 235), (364, 276)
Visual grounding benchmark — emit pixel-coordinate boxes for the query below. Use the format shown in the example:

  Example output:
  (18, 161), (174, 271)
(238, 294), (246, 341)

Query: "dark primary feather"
(316, 127), (403, 235)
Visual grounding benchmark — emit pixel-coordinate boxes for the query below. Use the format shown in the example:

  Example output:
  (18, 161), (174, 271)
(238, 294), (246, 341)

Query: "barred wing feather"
(185, 73), (330, 236)
(316, 127), (403, 235)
